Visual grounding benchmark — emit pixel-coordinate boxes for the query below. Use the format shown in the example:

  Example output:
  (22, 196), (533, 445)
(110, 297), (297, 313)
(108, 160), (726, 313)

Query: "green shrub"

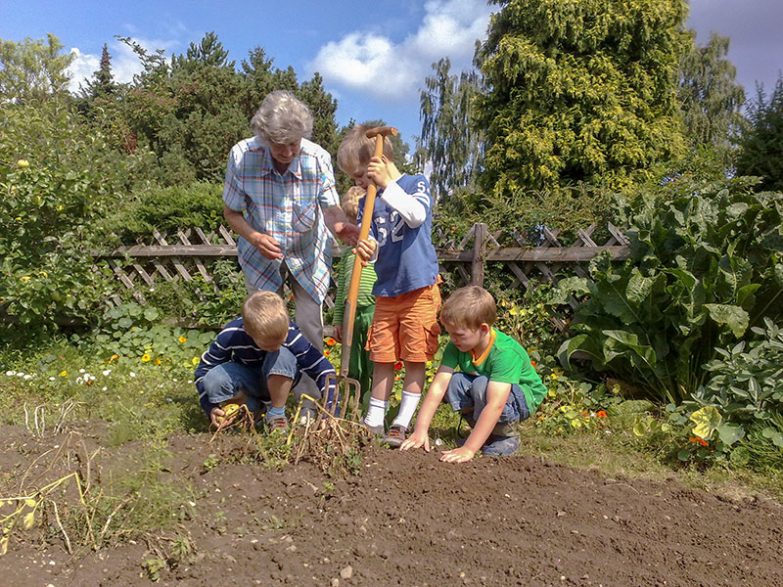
(101, 181), (225, 244)
(557, 176), (783, 403)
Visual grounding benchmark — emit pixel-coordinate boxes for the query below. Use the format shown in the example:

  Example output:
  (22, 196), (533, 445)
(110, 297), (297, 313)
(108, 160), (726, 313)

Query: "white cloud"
(65, 36), (179, 93)
(66, 48), (100, 93)
(310, 0), (492, 101)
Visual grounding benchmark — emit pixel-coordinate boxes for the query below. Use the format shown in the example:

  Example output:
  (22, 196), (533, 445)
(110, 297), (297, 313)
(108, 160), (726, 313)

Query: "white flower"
(79, 368), (86, 374)
(23, 374), (32, 380)
(49, 376), (55, 381)
(17, 372), (25, 378)
(75, 376), (84, 385)
(129, 372), (137, 378)
(5, 370), (16, 377)
(102, 386), (108, 391)
(102, 370), (111, 377)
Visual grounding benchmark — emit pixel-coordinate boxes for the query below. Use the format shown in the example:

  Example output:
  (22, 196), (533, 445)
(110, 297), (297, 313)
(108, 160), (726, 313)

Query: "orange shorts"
(368, 281), (442, 363)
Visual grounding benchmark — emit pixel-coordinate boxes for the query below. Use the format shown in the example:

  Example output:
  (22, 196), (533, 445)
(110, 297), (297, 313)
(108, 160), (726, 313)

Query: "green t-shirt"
(441, 329), (547, 413)
(333, 249), (377, 324)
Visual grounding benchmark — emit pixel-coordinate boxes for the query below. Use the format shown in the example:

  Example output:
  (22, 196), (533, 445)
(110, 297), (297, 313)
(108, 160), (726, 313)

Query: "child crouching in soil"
(400, 286), (546, 463)
(194, 290), (336, 431)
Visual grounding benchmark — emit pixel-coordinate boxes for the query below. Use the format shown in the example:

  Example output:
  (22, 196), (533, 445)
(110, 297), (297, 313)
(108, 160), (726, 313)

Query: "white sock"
(364, 398), (388, 428)
(391, 390), (421, 430)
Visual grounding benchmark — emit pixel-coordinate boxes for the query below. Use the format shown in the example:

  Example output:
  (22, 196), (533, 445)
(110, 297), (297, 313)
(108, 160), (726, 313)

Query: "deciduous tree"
(678, 32), (745, 170)
(415, 58), (483, 201)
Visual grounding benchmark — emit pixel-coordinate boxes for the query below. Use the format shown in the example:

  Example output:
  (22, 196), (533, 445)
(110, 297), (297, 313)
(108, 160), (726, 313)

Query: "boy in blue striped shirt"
(195, 291), (336, 431)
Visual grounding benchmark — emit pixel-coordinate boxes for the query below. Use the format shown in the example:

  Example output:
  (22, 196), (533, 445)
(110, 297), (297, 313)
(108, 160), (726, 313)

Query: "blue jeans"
(201, 347), (301, 412)
(445, 373), (529, 425)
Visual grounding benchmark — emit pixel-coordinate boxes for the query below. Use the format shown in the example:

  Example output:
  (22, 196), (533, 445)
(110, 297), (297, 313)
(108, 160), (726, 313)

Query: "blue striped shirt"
(194, 318), (336, 416)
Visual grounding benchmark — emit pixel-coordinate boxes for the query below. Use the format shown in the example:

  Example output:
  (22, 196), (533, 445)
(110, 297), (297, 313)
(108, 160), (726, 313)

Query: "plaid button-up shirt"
(223, 137), (339, 303)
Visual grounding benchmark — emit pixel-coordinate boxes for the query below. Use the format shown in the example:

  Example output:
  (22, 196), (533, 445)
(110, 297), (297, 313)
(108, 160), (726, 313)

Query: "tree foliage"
(475, 0), (689, 195)
(677, 32), (745, 171)
(0, 34), (73, 103)
(736, 75), (783, 192)
(416, 58), (483, 201)
(114, 32), (340, 183)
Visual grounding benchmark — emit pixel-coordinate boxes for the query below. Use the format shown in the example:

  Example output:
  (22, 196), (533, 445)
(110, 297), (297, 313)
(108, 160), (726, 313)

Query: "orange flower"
(689, 436), (709, 447)
(325, 337), (337, 347)
(530, 360), (537, 367)
(324, 349), (331, 357)
(394, 361), (403, 371)
(596, 410), (608, 419)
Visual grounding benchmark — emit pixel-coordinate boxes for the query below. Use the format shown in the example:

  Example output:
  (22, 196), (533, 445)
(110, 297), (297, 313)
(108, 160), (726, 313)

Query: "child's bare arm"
(400, 367), (454, 452)
(440, 381), (512, 464)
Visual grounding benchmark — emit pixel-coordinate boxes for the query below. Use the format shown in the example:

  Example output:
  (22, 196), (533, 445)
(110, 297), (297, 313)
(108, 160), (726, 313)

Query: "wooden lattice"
(94, 223), (631, 311)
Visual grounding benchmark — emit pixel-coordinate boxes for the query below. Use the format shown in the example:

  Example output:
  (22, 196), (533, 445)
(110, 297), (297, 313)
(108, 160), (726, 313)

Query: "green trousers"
(345, 304), (374, 408)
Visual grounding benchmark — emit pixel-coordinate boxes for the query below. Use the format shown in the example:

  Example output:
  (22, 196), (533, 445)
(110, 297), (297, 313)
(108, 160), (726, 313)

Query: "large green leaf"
(704, 304), (749, 338)
(557, 334), (603, 370)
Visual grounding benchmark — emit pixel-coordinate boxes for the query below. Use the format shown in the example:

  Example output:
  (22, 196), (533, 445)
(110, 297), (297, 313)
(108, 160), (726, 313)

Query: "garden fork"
(330, 125), (399, 420)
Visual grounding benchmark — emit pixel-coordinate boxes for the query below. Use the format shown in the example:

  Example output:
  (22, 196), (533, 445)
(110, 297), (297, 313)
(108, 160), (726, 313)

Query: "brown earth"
(1, 426), (782, 587)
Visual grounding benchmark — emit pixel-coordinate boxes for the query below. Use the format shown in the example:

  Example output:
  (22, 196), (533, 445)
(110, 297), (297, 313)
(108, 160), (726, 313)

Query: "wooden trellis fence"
(94, 223), (631, 316)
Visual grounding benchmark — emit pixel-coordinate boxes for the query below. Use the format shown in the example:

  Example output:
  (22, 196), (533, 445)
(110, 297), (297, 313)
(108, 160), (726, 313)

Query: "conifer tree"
(475, 0), (689, 195)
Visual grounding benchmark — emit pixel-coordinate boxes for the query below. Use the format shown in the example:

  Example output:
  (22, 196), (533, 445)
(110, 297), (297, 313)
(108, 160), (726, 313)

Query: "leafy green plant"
(86, 301), (215, 366)
(557, 176), (783, 403)
(680, 318), (783, 469)
(533, 374), (618, 436)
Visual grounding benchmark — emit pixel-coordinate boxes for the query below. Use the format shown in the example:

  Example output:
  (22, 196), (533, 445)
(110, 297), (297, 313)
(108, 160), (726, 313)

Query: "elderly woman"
(222, 91), (358, 416)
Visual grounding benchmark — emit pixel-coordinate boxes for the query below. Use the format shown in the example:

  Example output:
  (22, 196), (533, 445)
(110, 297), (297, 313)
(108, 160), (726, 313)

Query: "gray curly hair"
(251, 90), (313, 144)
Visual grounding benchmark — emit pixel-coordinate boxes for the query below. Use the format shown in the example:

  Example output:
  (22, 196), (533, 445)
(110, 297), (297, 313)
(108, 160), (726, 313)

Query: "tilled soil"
(1, 428), (781, 587)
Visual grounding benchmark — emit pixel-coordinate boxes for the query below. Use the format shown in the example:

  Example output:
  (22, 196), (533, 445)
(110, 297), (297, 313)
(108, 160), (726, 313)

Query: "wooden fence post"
(471, 222), (488, 287)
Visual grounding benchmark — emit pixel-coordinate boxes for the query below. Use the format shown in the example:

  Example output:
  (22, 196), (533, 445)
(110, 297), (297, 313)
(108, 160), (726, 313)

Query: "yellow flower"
(178, 336), (187, 344)
(192, 357), (200, 366)
(141, 353), (152, 363)
(59, 370), (68, 377)
(19, 275), (31, 283)
(549, 372), (559, 381)
(154, 358), (162, 366)
(17, 159), (30, 168)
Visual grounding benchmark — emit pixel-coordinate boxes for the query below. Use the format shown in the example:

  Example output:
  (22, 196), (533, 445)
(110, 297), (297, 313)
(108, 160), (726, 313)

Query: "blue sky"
(1, 0), (781, 148)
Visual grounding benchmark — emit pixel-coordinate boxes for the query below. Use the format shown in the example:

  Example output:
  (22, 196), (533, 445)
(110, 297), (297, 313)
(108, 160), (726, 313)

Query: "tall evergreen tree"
(475, 0), (689, 195)
(298, 72), (338, 153)
(415, 58), (483, 201)
(80, 43), (116, 99)
(736, 75), (783, 192)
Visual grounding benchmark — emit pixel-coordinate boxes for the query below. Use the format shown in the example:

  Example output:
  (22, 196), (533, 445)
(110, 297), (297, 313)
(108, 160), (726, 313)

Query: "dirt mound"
(2, 431), (782, 586)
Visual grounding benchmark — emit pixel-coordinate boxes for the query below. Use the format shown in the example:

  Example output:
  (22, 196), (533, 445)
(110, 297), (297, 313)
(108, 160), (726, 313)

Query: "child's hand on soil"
(439, 446), (475, 463)
(354, 238), (377, 265)
(400, 430), (430, 452)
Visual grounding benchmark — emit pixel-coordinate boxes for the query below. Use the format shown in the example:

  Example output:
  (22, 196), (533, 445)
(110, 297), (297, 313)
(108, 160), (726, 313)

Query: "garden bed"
(1, 425), (781, 586)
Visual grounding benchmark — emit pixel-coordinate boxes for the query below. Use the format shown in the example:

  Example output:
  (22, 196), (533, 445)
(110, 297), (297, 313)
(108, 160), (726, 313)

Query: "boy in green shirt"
(400, 286), (546, 462)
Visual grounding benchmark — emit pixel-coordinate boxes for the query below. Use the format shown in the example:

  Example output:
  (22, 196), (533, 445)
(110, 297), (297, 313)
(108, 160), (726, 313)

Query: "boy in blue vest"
(337, 124), (441, 447)
(194, 290), (336, 431)
(401, 286), (547, 462)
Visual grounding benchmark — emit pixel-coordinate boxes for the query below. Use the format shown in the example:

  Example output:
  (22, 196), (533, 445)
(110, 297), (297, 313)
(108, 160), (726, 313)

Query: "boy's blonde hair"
(341, 185), (366, 222)
(440, 286), (497, 330)
(242, 291), (289, 343)
(337, 123), (395, 175)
